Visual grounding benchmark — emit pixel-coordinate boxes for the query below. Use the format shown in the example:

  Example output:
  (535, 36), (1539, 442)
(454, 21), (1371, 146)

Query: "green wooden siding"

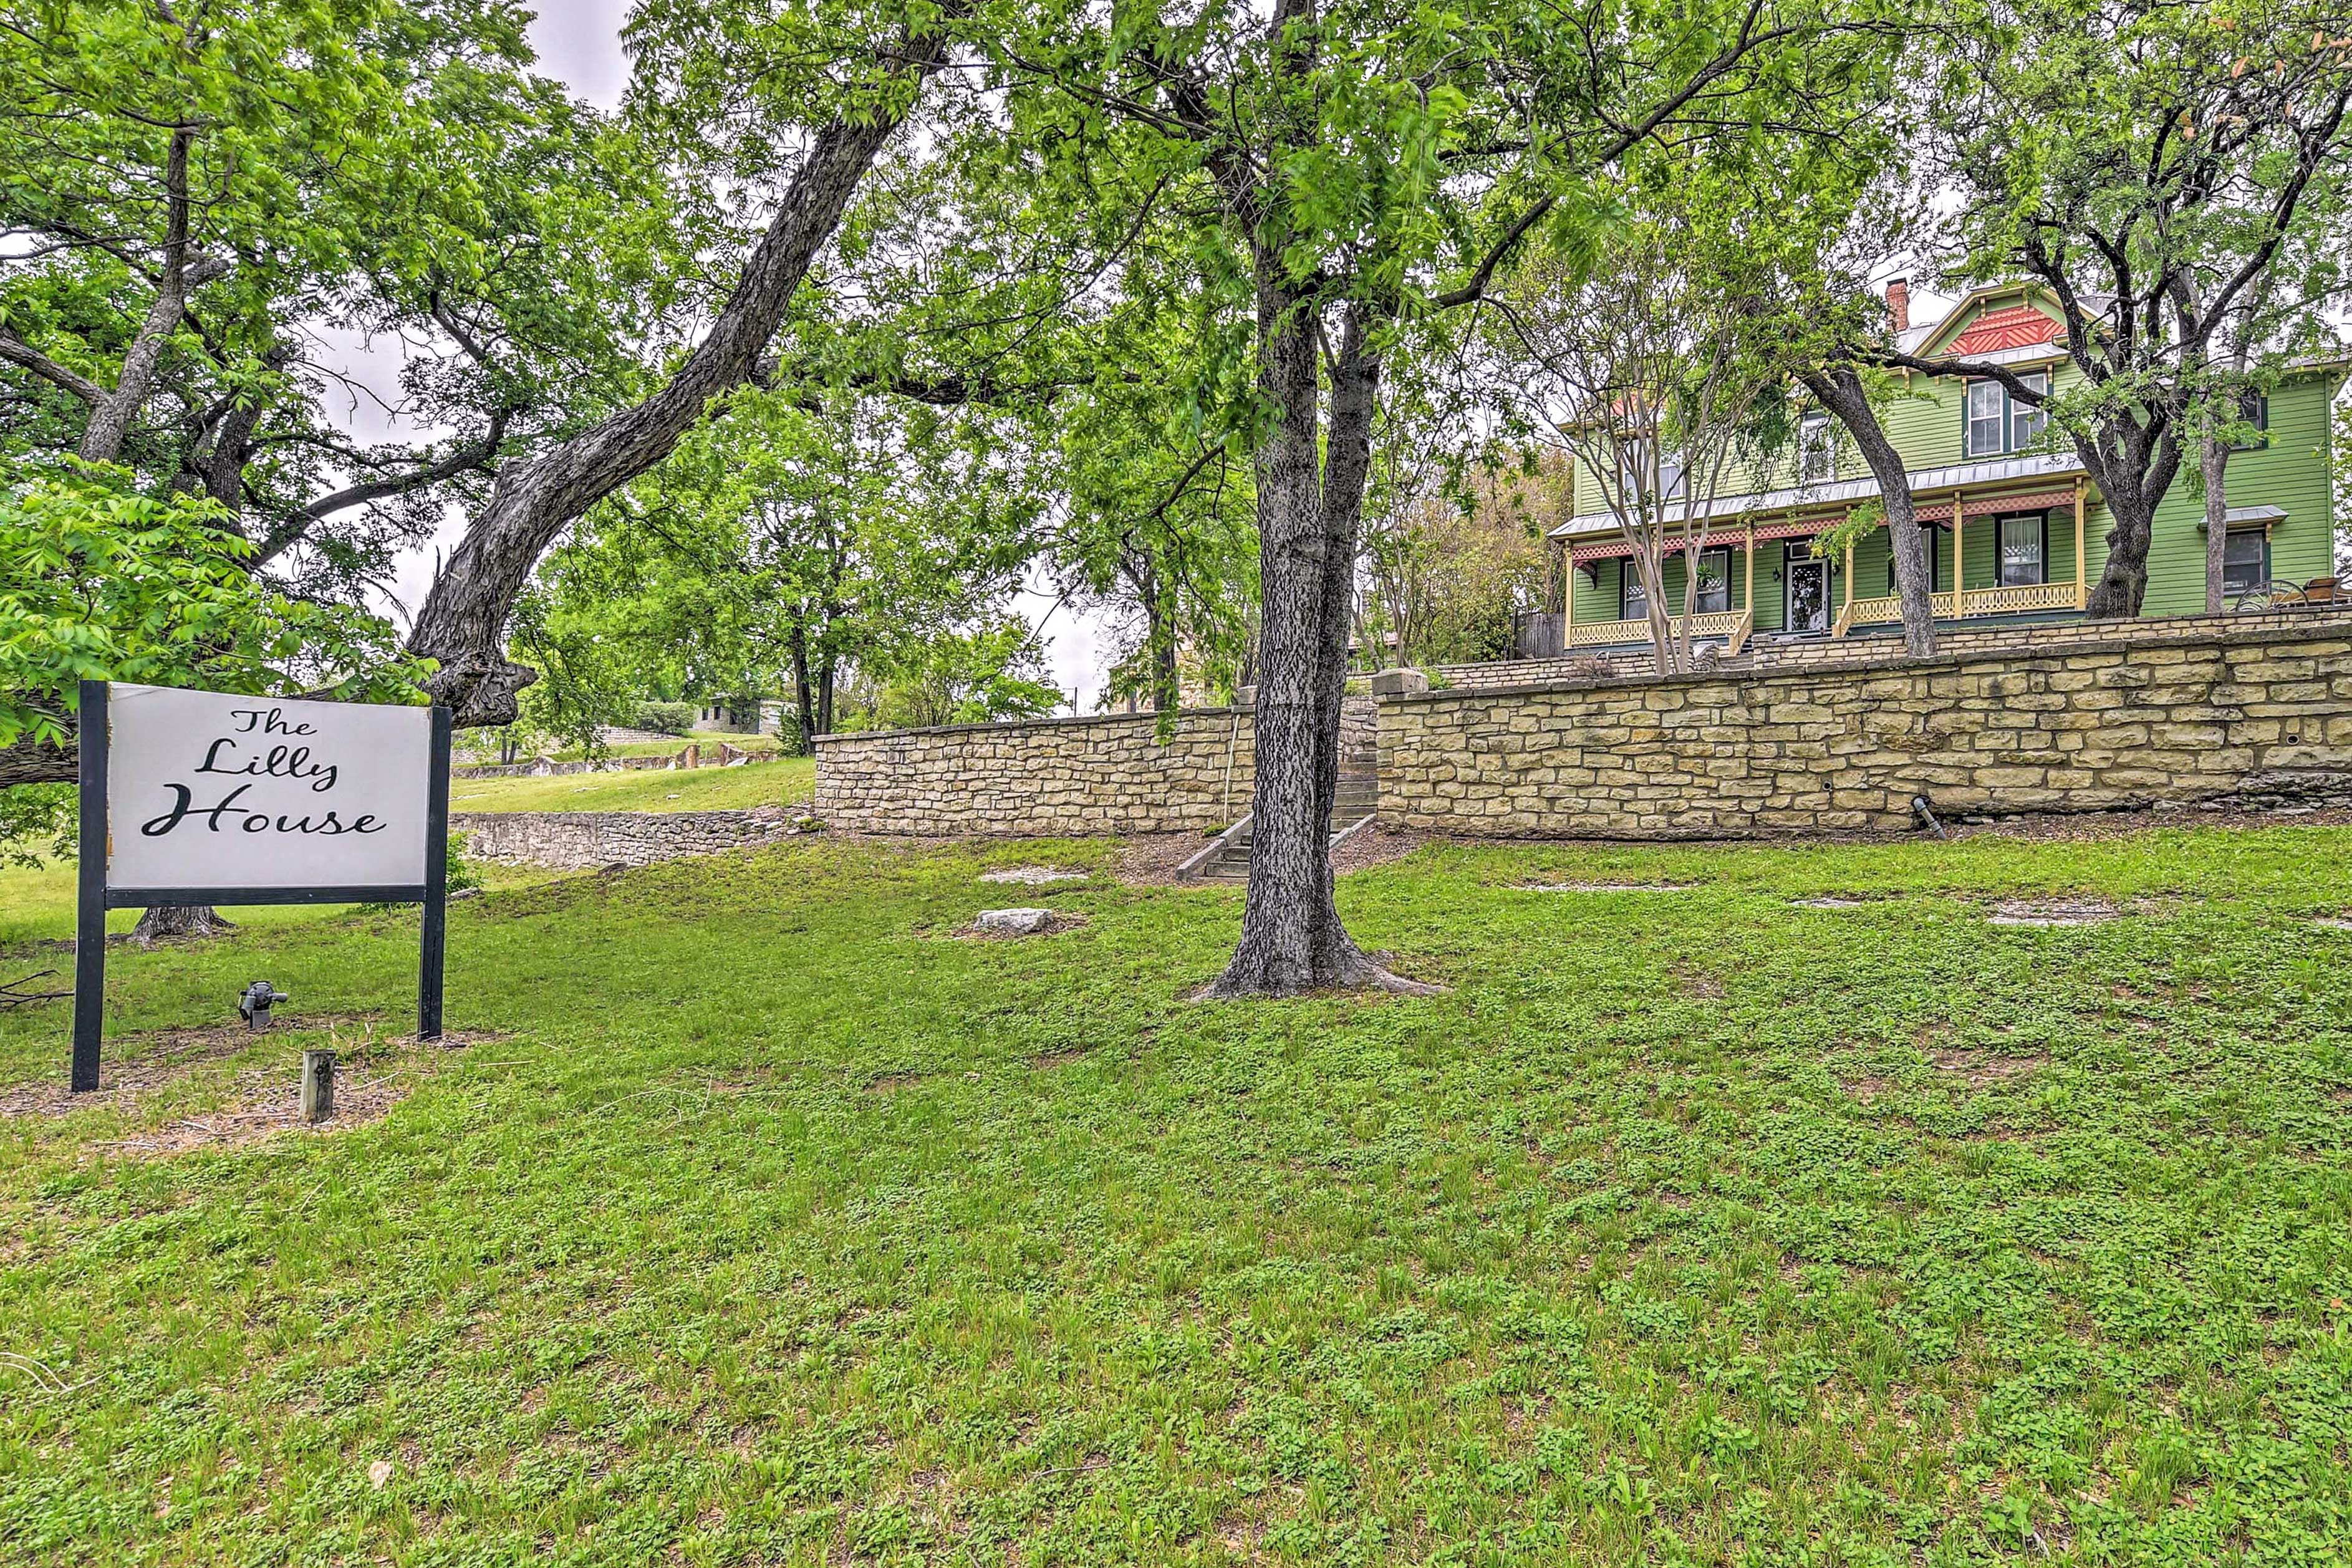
(1561, 286), (2342, 625)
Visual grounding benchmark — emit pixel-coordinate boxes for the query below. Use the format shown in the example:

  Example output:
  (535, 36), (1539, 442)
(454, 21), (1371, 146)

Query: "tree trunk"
(1212, 294), (1420, 998)
(1806, 367), (1934, 656)
(2083, 481), (2158, 618)
(131, 904), (235, 945)
(405, 30), (947, 726)
(789, 624), (817, 754)
(2202, 434), (2231, 613)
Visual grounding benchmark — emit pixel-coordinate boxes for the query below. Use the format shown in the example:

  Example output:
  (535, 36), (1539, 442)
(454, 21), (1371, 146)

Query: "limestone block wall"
(453, 810), (789, 868)
(1381, 618), (2352, 838)
(814, 708), (1256, 835)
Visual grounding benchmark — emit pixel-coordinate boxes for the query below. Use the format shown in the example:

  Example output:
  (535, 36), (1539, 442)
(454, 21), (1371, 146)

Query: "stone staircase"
(1188, 748), (1381, 883)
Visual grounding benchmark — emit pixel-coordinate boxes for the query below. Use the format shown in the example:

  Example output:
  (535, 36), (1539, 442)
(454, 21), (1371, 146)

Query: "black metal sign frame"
(70, 680), (451, 1093)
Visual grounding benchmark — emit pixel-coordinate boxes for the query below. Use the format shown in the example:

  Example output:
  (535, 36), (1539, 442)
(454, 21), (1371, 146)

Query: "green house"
(1538, 283), (2345, 655)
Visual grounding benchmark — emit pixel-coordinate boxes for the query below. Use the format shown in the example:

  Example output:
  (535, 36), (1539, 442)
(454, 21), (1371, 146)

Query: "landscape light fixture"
(238, 981), (287, 1029)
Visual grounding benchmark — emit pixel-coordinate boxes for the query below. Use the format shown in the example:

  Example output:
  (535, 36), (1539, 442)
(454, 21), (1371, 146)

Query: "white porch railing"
(1833, 579), (2084, 637)
(1566, 608), (1752, 655)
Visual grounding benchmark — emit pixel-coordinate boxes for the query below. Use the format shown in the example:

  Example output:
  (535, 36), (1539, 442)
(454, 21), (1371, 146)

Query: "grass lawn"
(446, 755), (815, 814)
(2, 825), (2349, 1564)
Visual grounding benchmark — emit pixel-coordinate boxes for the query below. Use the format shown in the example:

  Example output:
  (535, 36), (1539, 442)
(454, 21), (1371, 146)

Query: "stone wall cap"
(1392, 612), (2352, 705)
(810, 706), (1253, 744)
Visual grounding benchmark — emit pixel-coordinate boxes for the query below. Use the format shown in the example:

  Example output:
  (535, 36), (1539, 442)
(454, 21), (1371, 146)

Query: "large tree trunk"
(130, 904), (235, 945)
(405, 32), (947, 726)
(2203, 434), (2231, 613)
(1806, 367), (1934, 656)
(1212, 292), (1420, 998)
(2083, 479), (2160, 618)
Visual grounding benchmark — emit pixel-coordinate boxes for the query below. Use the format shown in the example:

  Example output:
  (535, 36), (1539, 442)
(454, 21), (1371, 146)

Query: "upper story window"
(1965, 372), (2051, 457)
(2231, 392), (2270, 451)
(2012, 372), (2049, 449)
(1611, 443), (1686, 507)
(1621, 562), (1649, 620)
(1798, 412), (1835, 483)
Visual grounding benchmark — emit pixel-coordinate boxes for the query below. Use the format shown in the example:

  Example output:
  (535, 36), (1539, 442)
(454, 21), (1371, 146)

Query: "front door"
(1786, 551), (1829, 633)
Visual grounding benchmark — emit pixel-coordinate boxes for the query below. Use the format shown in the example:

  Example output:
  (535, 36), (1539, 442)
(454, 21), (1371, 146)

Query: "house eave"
(1548, 452), (2088, 541)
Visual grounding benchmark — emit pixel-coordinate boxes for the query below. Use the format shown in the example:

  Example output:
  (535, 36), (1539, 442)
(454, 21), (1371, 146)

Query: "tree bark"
(788, 624), (817, 754)
(130, 904), (236, 945)
(1805, 367), (1935, 656)
(81, 127), (228, 464)
(1212, 288), (1422, 997)
(405, 32), (947, 726)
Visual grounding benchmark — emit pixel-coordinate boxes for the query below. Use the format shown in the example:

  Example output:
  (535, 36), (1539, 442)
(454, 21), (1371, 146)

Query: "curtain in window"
(1998, 514), (2045, 586)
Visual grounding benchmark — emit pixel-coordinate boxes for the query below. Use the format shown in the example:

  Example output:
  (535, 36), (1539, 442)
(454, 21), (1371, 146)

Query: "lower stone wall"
(453, 810), (789, 868)
(814, 708), (1256, 835)
(1381, 620), (2352, 838)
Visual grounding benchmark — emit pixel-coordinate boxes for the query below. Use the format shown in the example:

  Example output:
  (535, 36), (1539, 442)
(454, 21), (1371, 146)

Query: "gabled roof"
(1910, 283), (2069, 361)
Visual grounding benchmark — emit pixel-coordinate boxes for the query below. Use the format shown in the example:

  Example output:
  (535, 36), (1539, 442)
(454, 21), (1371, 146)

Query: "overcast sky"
(370, 1), (1117, 711)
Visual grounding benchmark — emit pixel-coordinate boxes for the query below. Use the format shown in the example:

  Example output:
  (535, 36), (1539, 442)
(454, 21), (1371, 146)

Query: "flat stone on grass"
(1791, 897), (1874, 910)
(980, 867), (1089, 886)
(972, 907), (1056, 936)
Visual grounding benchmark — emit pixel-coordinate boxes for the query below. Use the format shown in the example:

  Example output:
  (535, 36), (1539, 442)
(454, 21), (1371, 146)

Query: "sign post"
(70, 680), (450, 1092)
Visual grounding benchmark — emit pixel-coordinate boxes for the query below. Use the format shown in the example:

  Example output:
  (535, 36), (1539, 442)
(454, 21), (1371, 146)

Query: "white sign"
(105, 684), (433, 893)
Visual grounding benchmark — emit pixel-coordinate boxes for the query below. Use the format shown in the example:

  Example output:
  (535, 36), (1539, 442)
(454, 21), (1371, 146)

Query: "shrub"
(632, 701), (696, 736)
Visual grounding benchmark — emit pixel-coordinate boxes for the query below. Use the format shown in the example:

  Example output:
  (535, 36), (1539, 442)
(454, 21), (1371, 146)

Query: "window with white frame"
(1692, 549), (1731, 613)
(2010, 372), (2050, 450)
(1965, 380), (2005, 456)
(1798, 412), (1834, 483)
(2223, 529), (2269, 595)
(1612, 441), (1687, 506)
(1997, 513), (2046, 587)
(1965, 374), (2050, 456)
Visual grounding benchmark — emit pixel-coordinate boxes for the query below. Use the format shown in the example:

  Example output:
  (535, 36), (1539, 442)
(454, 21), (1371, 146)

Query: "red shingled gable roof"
(1947, 303), (2061, 356)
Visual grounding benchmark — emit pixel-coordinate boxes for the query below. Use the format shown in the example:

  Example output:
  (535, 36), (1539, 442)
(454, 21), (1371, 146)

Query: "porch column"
(1743, 522), (1755, 617)
(1953, 495), (1965, 619)
(2073, 479), (2086, 610)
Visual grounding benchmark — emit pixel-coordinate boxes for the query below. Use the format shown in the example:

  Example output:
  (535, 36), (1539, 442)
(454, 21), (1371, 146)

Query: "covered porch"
(1541, 472), (2096, 653)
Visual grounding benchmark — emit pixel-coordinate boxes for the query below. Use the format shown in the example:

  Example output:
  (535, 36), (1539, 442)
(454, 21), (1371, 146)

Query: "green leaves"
(0, 464), (427, 751)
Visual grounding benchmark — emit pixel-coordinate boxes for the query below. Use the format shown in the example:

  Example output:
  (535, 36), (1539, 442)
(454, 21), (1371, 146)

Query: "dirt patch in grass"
(1928, 1049), (2045, 1087)
(1029, 1047), (1093, 1069)
(1331, 824), (1434, 875)
(1679, 969), (1726, 999)
(1116, 833), (1223, 885)
(0, 1019), (504, 1128)
(94, 1057), (423, 1158)
(1988, 897), (2122, 926)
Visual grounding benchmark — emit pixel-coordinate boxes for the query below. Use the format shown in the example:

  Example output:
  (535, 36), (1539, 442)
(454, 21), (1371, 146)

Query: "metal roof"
(1548, 451), (2087, 540)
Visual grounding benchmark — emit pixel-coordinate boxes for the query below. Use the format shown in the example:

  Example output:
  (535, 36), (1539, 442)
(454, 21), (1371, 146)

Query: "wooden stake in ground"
(301, 1049), (336, 1124)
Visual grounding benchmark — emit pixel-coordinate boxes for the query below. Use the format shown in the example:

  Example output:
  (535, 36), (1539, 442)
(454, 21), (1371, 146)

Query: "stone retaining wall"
(1434, 607), (2346, 689)
(814, 708), (1256, 835)
(1382, 615), (2352, 837)
(453, 810), (788, 868)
